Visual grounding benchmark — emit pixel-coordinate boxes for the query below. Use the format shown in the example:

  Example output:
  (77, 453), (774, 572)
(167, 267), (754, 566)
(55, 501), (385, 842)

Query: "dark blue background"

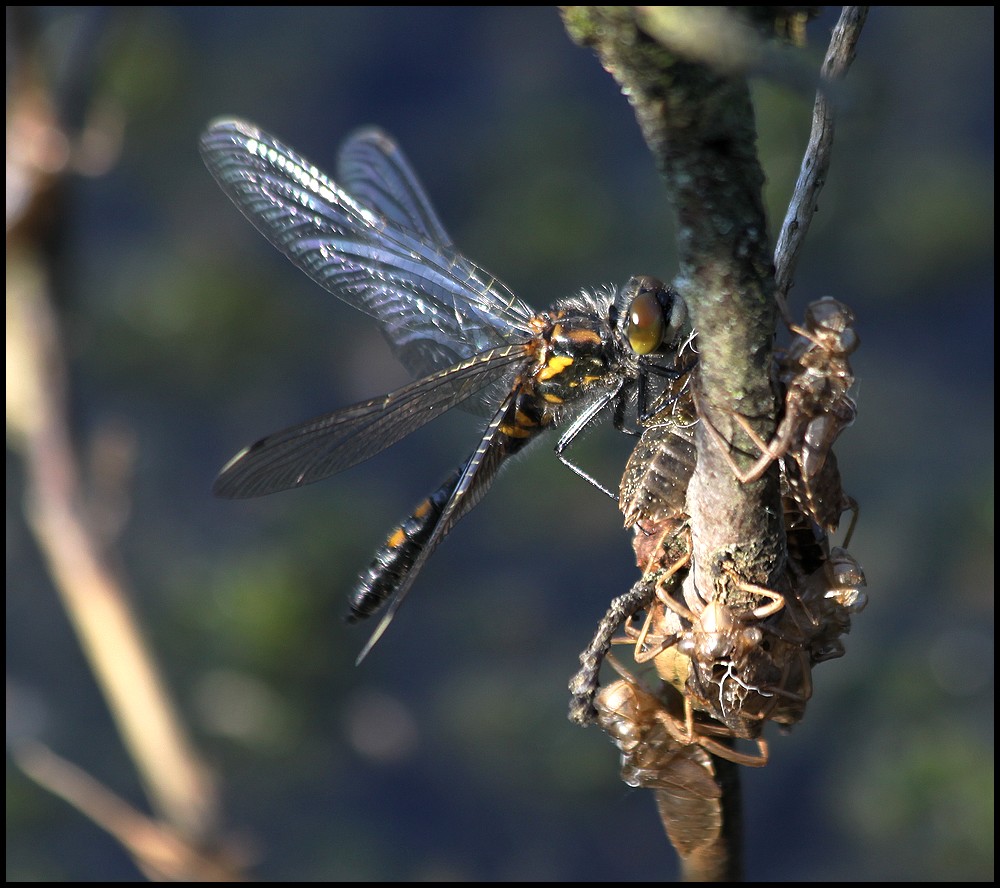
(7, 7), (994, 881)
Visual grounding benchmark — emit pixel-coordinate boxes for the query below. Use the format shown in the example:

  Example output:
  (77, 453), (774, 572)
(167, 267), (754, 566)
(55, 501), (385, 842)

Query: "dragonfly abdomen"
(345, 388), (552, 625)
(347, 467), (463, 623)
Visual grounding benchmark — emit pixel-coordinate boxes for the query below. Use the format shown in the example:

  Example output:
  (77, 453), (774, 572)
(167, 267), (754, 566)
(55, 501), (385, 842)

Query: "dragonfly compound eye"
(626, 290), (666, 355)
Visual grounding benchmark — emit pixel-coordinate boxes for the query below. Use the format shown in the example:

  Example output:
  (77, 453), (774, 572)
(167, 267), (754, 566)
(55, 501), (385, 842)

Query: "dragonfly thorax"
(529, 308), (619, 408)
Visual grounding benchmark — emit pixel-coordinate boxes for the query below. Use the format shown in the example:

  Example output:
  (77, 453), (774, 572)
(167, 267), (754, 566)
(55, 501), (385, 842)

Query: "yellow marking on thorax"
(537, 355), (574, 381)
(499, 422), (534, 439)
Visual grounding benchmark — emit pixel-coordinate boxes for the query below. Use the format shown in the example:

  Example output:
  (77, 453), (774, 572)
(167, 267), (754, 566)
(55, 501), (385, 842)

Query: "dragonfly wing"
(214, 344), (527, 498)
(200, 119), (536, 380)
(337, 127), (455, 249)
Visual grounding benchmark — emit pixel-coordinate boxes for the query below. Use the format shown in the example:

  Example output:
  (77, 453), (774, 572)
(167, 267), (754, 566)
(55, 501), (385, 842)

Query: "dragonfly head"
(614, 275), (689, 358)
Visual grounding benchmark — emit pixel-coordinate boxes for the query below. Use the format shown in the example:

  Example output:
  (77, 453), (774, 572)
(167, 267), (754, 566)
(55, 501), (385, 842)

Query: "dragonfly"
(200, 119), (693, 662)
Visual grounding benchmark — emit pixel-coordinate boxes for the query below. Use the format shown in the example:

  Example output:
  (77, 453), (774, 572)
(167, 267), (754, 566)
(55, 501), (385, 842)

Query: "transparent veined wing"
(199, 119), (537, 383)
(214, 343), (528, 498)
(337, 127), (455, 250)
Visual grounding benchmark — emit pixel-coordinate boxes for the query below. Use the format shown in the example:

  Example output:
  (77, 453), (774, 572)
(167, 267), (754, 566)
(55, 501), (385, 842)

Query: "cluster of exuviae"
(569, 290), (867, 795)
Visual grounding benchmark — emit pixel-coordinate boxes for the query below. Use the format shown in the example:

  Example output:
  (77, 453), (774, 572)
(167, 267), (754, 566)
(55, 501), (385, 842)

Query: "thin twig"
(773, 7), (870, 312)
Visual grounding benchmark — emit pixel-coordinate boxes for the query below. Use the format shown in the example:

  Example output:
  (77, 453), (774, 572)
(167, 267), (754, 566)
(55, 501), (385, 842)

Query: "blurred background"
(6, 6), (993, 881)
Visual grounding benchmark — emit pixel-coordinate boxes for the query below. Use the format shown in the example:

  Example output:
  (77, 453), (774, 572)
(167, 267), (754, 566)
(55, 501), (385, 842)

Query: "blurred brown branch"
(6, 9), (241, 879)
(12, 743), (244, 882)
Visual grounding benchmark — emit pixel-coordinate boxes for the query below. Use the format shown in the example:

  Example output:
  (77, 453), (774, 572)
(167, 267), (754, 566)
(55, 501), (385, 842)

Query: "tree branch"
(562, 6), (785, 612)
(560, 6), (862, 880)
